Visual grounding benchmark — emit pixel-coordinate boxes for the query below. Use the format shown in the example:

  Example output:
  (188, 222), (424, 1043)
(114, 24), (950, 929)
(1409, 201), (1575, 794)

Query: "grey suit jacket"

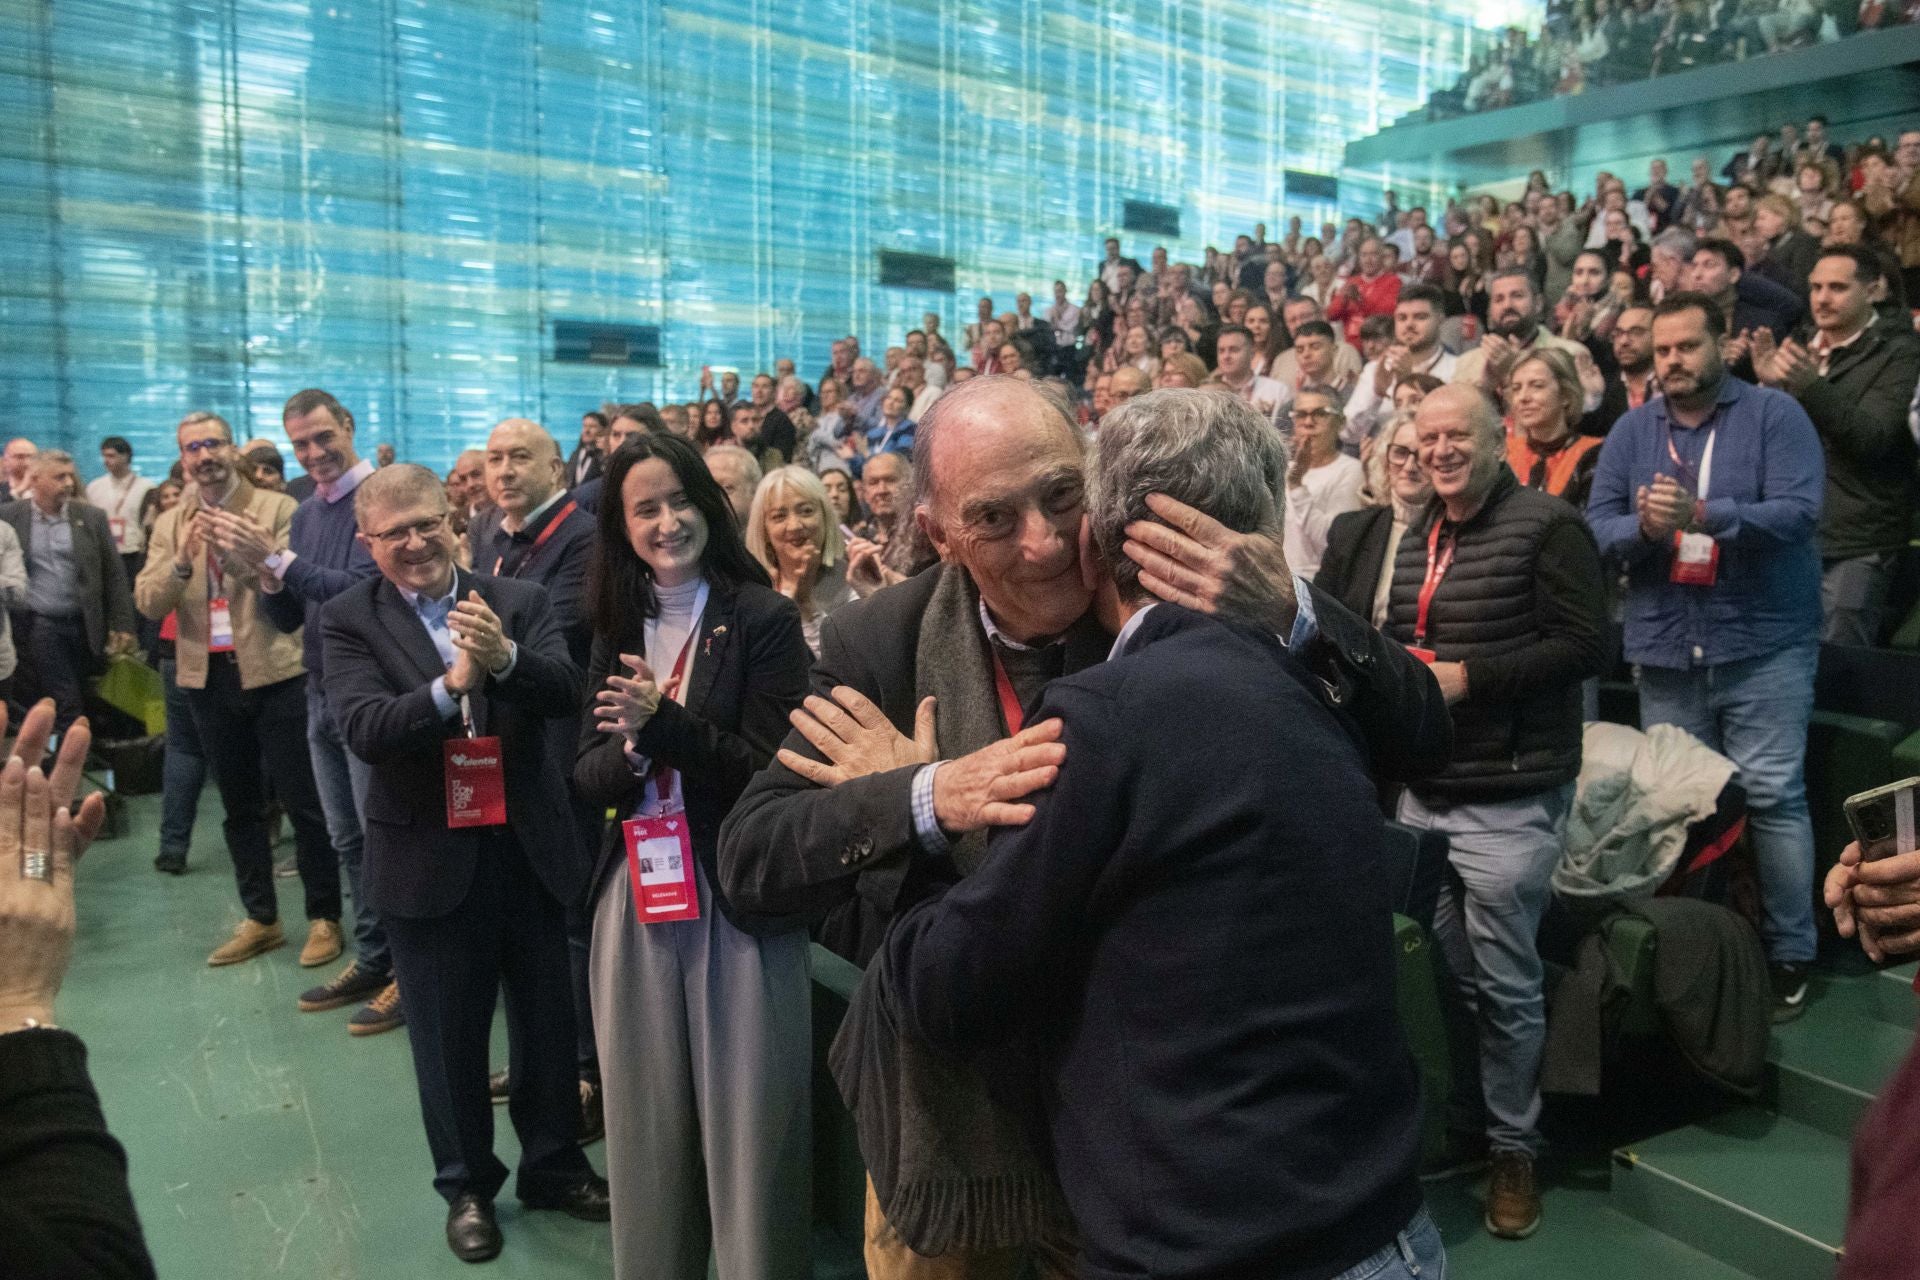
(0, 499), (136, 657)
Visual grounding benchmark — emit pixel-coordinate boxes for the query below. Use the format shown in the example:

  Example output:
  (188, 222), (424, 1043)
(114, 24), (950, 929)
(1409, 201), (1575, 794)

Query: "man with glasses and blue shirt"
(135, 411), (343, 970)
(320, 463), (606, 1262)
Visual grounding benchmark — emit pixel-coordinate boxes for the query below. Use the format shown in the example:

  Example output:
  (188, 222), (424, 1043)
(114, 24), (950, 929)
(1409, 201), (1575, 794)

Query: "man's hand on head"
(1121, 494), (1298, 637)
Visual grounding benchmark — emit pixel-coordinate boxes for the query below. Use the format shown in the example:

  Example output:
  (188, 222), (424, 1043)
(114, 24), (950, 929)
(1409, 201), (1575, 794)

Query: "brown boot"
(208, 919), (285, 967)
(299, 920), (344, 968)
(1485, 1150), (1541, 1239)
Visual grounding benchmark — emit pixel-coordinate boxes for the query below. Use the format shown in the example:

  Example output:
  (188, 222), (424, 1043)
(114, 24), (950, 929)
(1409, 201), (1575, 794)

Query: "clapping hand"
(1636, 475), (1694, 541)
(445, 592), (512, 689)
(1768, 337), (1818, 394)
(776, 688), (936, 786)
(204, 509), (277, 572)
(1721, 327), (1754, 369)
(0, 700), (109, 1031)
(594, 654), (663, 739)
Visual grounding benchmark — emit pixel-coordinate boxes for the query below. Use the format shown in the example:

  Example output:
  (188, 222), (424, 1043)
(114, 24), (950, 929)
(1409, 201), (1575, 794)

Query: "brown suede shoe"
(208, 919), (285, 967)
(1485, 1150), (1542, 1239)
(298, 920), (343, 968)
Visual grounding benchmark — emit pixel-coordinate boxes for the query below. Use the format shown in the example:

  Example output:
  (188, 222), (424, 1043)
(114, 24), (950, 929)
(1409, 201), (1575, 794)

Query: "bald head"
(450, 448), (488, 509)
(3, 438), (37, 488)
(912, 376), (1091, 643)
(485, 418), (564, 524)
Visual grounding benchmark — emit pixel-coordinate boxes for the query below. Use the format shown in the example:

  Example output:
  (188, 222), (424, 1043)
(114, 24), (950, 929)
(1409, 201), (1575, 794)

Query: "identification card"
(108, 516), (128, 550)
(1670, 531), (1719, 586)
(1407, 646), (1437, 665)
(443, 736), (508, 828)
(623, 812), (700, 923)
(208, 596), (234, 649)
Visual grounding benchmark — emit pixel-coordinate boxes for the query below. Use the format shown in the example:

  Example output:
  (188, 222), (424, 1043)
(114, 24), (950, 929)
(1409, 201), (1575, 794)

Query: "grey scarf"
(828, 564), (1081, 1255)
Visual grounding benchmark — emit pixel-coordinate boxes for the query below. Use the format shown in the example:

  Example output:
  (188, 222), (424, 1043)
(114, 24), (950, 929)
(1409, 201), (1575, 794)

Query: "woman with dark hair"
(1244, 302), (1288, 377)
(694, 398), (728, 450)
(575, 433), (815, 1280)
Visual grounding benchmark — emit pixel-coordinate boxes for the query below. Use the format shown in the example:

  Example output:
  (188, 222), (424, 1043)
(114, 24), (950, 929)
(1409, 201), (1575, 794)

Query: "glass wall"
(1, 0), (1488, 470)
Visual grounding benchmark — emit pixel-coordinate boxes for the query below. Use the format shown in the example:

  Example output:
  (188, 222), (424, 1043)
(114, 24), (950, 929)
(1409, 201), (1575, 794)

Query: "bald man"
(451, 449), (490, 523)
(473, 417), (603, 1130)
(1, 438), (38, 503)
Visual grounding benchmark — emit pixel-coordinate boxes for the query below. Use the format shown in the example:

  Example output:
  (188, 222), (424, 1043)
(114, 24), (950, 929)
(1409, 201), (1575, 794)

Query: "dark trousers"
(158, 656), (207, 858)
(184, 659), (340, 924)
(18, 612), (93, 732)
(383, 833), (590, 1204)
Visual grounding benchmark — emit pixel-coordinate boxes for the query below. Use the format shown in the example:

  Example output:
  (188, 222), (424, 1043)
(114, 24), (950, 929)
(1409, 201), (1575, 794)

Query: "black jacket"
(1751, 229), (1822, 300)
(1791, 320), (1920, 561)
(573, 579), (813, 937)
(1314, 504), (1398, 623)
(1387, 469), (1608, 801)
(718, 566), (1452, 966)
(565, 444), (603, 489)
(885, 607), (1422, 1280)
(0, 1030), (155, 1280)
(321, 570), (587, 919)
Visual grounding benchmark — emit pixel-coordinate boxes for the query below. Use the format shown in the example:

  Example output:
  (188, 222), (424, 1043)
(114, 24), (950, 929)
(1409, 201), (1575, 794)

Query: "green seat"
(1393, 913), (1452, 1164)
(809, 943), (866, 1280)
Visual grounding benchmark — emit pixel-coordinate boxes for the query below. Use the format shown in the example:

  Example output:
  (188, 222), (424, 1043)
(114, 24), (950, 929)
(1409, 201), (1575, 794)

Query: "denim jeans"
(1637, 642), (1818, 964)
(306, 680), (388, 976)
(1330, 1208), (1446, 1280)
(1398, 783), (1573, 1156)
(159, 656), (207, 858)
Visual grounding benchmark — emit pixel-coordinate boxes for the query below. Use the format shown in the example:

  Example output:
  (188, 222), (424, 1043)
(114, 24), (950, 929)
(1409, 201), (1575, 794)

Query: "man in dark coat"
(320, 463), (606, 1263)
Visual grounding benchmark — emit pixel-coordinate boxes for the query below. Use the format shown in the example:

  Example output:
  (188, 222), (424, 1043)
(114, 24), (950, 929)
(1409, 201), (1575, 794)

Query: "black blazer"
(573, 579), (813, 938)
(1314, 505), (1397, 624)
(717, 566), (1453, 967)
(0, 499), (135, 658)
(320, 570), (586, 920)
(565, 444), (603, 489)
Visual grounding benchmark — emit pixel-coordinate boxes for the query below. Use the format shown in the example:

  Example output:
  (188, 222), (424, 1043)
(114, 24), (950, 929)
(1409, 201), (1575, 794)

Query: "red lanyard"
(1413, 519), (1458, 648)
(645, 629), (699, 808)
(494, 501), (576, 576)
(990, 649), (1024, 734)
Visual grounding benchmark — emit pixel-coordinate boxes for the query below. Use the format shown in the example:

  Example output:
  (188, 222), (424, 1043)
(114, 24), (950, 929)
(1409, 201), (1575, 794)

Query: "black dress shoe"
(521, 1173), (611, 1222)
(445, 1193), (502, 1263)
(154, 850), (187, 875)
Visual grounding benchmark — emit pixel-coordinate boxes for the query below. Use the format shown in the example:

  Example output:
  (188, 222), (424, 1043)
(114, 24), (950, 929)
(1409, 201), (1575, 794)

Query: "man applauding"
(320, 464), (607, 1262)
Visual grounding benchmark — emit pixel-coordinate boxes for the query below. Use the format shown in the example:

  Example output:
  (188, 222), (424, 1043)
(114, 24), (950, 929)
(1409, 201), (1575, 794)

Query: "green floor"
(63, 789), (1881, 1278)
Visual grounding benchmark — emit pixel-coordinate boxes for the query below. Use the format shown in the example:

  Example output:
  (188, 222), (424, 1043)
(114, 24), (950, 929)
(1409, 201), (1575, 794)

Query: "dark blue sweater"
(258, 487), (378, 681)
(887, 606), (1423, 1280)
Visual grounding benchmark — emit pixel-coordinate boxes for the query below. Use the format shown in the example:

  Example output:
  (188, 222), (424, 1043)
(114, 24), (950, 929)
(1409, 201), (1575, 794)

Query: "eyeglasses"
(1289, 408), (1338, 424)
(367, 513), (448, 547)
(181, 438), (229, 456)
(1386, 444), (1420, 468)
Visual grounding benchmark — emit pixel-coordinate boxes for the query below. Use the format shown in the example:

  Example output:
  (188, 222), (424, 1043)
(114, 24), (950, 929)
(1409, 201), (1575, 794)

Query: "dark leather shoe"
(521, 1173), (611, 1222)
(445, 1193), (502, 1263)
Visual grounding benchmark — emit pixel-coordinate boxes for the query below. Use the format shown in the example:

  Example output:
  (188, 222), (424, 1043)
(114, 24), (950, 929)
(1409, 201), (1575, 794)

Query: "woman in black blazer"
(574, 433), (815, 1280)
(1314, 413), (1432, 628)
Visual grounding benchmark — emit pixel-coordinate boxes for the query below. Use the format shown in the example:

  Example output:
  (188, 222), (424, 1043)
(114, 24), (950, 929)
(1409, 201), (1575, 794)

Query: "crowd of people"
(2, 106), (1919, 1280)
(1426, 0), (1899, 119)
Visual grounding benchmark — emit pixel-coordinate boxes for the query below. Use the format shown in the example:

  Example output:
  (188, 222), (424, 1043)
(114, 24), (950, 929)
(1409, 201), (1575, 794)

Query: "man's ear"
(915, 505), (951, 564)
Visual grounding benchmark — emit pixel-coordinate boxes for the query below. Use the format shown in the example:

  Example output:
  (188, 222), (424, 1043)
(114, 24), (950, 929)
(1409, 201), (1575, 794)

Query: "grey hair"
(908, 374), (1082, 518)
(702, 443), (763, 490)
(1651, 225), (1698, 262)
(1089, 388), (1287, 602)
(29, 448), (74, 474)
(355, 462), (448, 529)
(178, 410), (232, 442)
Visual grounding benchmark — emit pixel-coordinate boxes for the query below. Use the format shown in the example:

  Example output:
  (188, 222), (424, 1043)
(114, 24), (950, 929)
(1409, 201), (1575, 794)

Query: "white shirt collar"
(1106, 602), (1160, 660)
(978, 597), (1048, 652)
(319, 458), (375, 505)
(503, 488), (567, 534)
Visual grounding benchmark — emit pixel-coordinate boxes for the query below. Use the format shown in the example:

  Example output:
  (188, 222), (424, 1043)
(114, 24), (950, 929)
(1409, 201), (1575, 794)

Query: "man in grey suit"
(0, 450), (135, 730)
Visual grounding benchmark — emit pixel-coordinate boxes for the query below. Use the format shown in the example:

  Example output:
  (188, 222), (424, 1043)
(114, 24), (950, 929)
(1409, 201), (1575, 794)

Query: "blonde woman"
(744, 467), (855, 655)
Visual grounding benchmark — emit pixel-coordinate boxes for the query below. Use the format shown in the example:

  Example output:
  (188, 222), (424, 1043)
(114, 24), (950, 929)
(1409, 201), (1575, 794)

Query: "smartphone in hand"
(1846, 777), (1920, 862)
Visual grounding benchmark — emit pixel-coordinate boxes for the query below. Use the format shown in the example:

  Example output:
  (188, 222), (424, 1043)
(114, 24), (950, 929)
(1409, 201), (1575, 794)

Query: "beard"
(1488, 311), (1540, 341)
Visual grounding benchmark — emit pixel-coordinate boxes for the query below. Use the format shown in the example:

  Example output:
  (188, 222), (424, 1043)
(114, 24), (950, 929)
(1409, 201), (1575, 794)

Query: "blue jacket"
(887, 606), (1422, 1280)
(258, 485), (378, 681)
(1586, 377), (1823, 670)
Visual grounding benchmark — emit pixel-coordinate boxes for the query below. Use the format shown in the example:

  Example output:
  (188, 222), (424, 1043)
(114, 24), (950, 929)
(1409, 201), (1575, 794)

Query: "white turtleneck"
(627, 575), (710, 809)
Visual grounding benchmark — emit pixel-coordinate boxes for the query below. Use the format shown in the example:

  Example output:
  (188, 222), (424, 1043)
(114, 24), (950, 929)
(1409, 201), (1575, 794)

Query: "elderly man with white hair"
(882, 387), (1445, 1280)
(719, 375), (1449, 1279)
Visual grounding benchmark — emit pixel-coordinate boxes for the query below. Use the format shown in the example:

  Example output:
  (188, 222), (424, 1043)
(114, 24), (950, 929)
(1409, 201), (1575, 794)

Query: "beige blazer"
(135, 476), (305, 691)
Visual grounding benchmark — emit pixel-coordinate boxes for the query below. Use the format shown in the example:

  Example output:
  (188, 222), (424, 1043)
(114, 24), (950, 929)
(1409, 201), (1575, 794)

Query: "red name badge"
(623, 813), (700, 923)
(1670, 530), (1719, 586)
(1407, 646), (1437, 664)
(444, 737), (508, 828)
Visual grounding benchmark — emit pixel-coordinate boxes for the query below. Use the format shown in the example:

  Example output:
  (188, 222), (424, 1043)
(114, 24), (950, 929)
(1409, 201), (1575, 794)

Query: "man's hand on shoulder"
(931, 719), (1066, 834)
(776, 688), (935, 786)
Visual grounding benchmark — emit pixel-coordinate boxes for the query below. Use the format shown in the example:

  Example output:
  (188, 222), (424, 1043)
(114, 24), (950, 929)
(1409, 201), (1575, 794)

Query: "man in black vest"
(321, 464), (607, 1262)
(1386, 384), (1608, 1241)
